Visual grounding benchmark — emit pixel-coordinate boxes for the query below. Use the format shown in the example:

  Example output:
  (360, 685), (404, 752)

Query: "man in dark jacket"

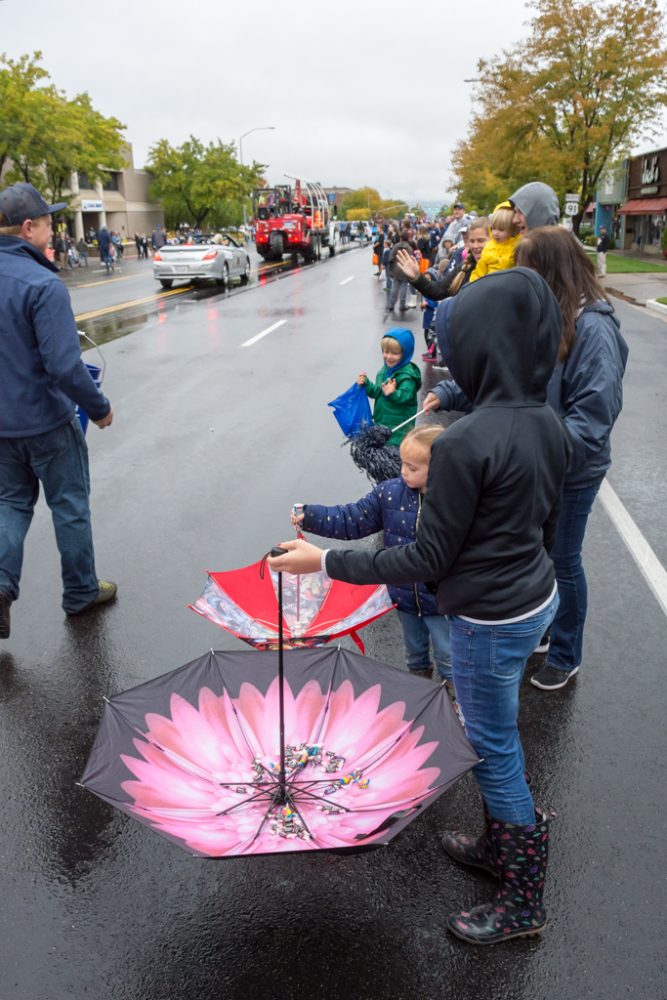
(0, 183), (117, 640)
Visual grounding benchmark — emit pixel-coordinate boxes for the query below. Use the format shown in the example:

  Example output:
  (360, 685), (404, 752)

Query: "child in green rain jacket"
(357, 328), (421, 446)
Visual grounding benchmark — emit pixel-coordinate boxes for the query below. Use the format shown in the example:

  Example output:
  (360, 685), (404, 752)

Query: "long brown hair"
(515, 227), (609, 361)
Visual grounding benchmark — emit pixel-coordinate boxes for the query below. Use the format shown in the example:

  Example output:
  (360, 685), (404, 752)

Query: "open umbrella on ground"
(79, 645), (479, 857)
(189, 556), (394, 653)
(349, 408), (427, 485)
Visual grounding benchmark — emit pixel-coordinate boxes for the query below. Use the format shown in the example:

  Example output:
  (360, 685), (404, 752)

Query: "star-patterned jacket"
(301, 478), (439, 616)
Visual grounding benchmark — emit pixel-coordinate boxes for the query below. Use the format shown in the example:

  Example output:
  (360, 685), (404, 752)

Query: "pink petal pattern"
(120, 678), (441, 856)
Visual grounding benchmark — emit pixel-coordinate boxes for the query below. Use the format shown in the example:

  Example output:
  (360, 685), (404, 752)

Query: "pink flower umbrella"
(79, 646), (480, 857)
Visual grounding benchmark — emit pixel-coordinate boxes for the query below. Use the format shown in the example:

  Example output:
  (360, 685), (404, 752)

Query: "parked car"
(153, 234), (251, 289)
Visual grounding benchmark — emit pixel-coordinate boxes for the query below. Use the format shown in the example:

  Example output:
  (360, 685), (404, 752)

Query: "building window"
(101, 173), (120, 192)
(78, 171), (94, 190)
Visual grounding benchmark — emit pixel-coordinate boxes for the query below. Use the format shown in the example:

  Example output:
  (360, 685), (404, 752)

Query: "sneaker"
(433, 361), (449, 371)
(67, 580), (118, 616)
(421, 350), (435, 360)
(534, 630), (550, 654)
(530, 664), (579, 690)
(0, 594), (10, 639)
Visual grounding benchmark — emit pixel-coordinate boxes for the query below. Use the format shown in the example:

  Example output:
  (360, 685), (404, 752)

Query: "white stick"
(390, 406), (428, 434)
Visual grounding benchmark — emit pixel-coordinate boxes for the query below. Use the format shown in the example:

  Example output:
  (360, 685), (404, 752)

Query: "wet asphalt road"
(1, 251), (666, 1000)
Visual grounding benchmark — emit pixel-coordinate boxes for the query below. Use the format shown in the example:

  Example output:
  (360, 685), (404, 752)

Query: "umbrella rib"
(309, 651), (341, 746)
(215, 786), (276, 817)
(289, 784), (353, 813)
(348, 686), (450, 776)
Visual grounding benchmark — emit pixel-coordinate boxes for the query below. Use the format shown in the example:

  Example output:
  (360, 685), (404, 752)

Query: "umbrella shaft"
(277, 572), (287, 797)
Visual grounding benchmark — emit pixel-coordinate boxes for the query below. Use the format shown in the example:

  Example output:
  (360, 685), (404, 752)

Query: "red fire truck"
(252, 177), (334, 263)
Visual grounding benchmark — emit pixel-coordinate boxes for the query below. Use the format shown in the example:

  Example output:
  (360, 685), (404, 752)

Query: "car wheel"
(159, 279), (173, 289)
(240, 257), (251, 284)
(216, 264), (229, 288)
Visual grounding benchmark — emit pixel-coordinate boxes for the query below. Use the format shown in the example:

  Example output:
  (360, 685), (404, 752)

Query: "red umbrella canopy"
(190, 559), (394, 650)
(80, 647), (480, 858)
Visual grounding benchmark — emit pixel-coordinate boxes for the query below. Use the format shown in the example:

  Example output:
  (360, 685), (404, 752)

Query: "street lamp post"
(239, 126), (276, 228)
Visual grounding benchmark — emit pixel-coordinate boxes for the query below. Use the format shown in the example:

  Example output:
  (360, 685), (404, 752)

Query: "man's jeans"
(548, 479), (602, 674)
(388, 278), (408, 311)
(398, 611), (452, 680)
(450, 592), (559, 825)
(0, 419), (99, 612)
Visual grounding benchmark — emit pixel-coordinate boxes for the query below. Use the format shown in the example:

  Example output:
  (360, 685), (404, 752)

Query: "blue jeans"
(450, 592), (559, 825)
(548, 479), (602, 674)
(0, 419), (99, 613)
(398, 611), (452, 680)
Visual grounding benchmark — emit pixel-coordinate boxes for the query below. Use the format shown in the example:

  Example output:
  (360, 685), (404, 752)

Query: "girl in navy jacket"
(293, 426), (452, 683)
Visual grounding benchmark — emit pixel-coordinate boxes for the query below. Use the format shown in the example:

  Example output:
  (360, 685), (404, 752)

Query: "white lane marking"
(339, 276), (355, 286)
(240, 319), (287, 347)
(599, 478), (667, 617)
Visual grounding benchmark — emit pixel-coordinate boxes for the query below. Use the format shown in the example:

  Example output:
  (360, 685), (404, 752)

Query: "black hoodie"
(326, 268), (572, 619)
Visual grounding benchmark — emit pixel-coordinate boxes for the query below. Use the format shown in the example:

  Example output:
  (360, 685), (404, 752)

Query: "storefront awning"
(617, 198), (667, 215)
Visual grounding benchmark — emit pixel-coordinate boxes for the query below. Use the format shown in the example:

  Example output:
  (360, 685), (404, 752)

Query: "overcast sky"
(2, 0), (666, 206)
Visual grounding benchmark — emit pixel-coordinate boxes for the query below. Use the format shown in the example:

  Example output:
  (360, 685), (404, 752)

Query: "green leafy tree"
(453, 0), (667, 231)
(340, 187), (382, 218)
(340, 188), (408, 220)
(146, 136), (265, 229)
(1, 52), (127, 204)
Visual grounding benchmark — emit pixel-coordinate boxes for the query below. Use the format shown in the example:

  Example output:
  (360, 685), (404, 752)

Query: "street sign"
(564, 202), (579, 216)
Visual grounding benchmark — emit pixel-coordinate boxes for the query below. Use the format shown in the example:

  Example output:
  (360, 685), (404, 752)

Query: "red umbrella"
(189, 556), (394, 652)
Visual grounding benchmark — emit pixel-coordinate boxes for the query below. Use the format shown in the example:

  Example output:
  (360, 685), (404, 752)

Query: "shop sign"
(81, 199), (103, 211)
(641, 156), (660, 185)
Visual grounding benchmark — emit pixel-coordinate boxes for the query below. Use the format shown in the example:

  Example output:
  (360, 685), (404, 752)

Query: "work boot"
(441, 801), (498, 877)
(447, 810), (550, 945)
(66, 580), (118, 616)
(0, 593), (10, 639)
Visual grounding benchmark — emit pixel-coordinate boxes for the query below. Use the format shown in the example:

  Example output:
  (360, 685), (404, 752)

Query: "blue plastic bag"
(328, 383), (373, 438)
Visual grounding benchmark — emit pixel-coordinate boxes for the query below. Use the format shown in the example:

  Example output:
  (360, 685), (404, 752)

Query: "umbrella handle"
(391, 406), (428, 435)
(78, 329), (107, 381)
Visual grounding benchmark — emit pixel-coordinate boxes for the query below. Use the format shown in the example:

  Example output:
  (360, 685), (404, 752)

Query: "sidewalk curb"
(604, 285), (642, 306)
(646, 299), (667, 318)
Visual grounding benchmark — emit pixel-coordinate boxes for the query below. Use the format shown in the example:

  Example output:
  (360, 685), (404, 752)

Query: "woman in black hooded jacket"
(270, 269), (571, 945)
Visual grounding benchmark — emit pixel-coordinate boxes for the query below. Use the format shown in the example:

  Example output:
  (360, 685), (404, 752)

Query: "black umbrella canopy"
(80, 646), (479, 858)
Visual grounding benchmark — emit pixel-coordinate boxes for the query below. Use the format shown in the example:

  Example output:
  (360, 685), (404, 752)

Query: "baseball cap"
(0, 182), (66, 225)
(453, 202), (465, 210)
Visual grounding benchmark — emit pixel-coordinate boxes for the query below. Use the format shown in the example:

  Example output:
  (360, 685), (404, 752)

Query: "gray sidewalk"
(602, 269), (667, 308)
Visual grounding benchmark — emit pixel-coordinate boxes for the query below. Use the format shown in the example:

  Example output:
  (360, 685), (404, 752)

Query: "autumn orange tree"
(453, 0), (667, 230)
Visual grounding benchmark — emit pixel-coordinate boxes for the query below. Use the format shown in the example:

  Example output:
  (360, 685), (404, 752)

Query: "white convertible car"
(153, 234), (252, 289)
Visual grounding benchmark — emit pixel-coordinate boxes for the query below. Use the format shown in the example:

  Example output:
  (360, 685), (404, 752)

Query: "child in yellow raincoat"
(469, 202), (520, 281)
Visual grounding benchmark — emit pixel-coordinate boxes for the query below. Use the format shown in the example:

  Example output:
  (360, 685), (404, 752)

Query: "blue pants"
(398, 611), (452, 681)
(548, 479), (602, 674)
(450, 592), (559, 825)
(0, 419), (99, 613)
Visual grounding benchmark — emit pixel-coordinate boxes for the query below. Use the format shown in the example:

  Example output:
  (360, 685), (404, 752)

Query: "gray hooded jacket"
(509, 182), (560, 228)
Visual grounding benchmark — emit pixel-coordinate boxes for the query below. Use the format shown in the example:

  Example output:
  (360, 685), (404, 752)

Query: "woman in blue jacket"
(514, 228), (628, 689)
(425, 228), (628, 691)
